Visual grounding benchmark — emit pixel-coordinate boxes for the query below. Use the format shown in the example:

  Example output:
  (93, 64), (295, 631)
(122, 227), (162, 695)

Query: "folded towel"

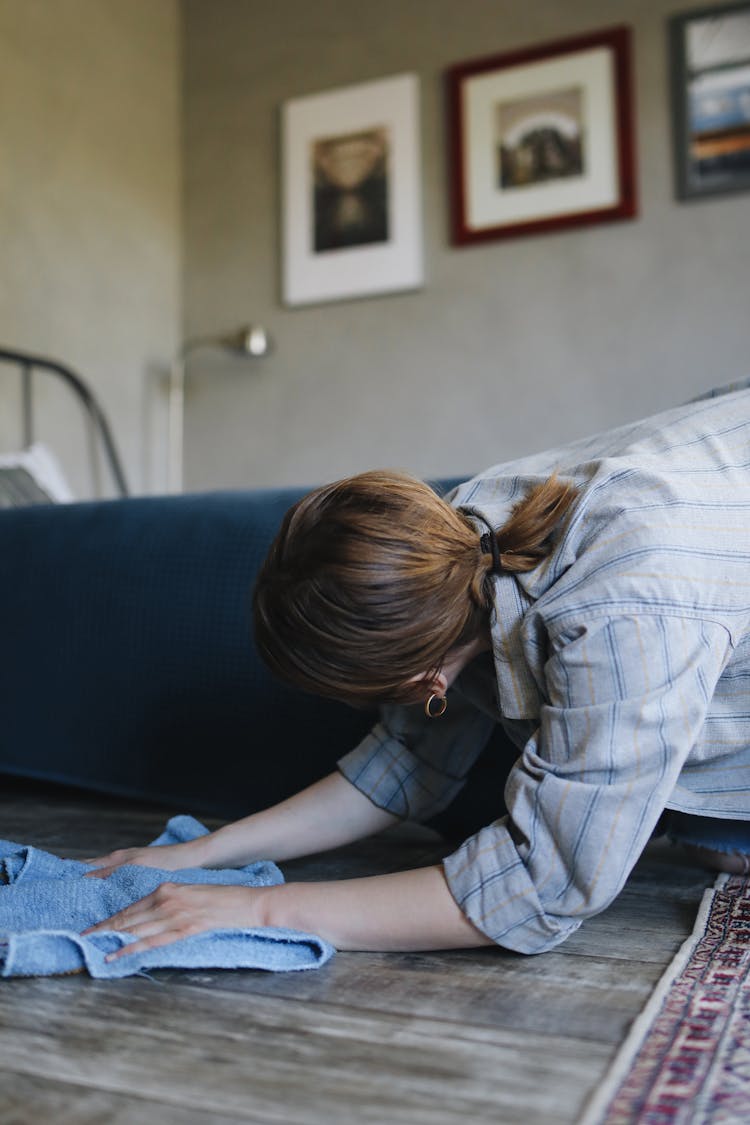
(0, 816), (334, 978)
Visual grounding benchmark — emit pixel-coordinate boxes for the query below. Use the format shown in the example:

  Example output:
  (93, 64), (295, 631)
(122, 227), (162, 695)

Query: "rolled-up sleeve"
(443, 613), (731, 954)
(337, 692), (496, 822)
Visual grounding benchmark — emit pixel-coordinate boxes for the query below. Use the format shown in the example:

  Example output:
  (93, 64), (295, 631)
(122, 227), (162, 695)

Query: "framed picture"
(669, 2), (750, 200)
(446, 27), (637, 244)
(281, 73), (423, 306)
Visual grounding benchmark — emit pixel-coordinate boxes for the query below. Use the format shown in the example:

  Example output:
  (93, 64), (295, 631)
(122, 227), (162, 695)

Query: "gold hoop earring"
(425, 694), (447, 719)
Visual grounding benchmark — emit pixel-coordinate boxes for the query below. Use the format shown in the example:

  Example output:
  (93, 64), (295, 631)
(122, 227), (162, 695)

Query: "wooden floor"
(0, 778), (715, 1125)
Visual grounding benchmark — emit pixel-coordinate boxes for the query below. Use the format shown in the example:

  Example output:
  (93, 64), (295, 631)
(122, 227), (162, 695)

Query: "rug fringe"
(577, 873), (727, 1125)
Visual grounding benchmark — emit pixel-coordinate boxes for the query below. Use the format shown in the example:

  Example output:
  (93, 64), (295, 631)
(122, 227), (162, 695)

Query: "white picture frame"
(282, 73), (423, 306)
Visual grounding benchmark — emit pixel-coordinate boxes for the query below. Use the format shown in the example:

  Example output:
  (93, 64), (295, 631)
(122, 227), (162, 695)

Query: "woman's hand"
(83, 842), (204, 879)
(82, 883), (267, 961)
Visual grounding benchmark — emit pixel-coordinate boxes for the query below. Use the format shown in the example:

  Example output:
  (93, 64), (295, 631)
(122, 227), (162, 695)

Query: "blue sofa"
(0, 488), (511, 836)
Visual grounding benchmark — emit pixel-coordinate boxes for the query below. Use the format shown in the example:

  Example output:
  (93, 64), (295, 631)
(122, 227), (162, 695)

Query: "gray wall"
(1, 2), (746, 497)
(183, 0), (749, 491)
(0, 0), (181, 497)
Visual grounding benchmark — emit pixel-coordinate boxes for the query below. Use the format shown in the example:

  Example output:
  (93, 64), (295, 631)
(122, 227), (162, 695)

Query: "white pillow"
(0, 443), (74, 507)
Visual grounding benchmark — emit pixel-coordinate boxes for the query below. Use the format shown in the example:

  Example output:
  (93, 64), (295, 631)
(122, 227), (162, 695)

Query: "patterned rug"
(581, 873), (750, 1124)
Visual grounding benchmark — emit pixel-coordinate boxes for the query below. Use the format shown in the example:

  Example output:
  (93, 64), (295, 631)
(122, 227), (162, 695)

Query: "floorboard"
(0, 1069), (249, 1125)
(0, 777), (715, 1124)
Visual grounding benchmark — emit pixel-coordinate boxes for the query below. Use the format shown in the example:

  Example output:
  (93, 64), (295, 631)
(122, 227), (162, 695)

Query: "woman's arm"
(263, 866), (493, 950)
(86, 771), (399, 875)
(198, 770), (400, 865)
(84, 864), (493, 958)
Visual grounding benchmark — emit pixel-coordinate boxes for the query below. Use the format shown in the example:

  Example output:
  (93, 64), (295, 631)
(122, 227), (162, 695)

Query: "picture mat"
(463, 46), (618, 230)
(686, 8), (750, 69)
(282, 74), (422, 306)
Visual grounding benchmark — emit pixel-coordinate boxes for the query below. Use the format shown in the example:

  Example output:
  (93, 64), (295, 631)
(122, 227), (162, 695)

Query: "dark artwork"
(688, 65), (750, 182)
(312, 127), (389, 253)
(673, 5), (750, 197)
(496, 87), (585, 190)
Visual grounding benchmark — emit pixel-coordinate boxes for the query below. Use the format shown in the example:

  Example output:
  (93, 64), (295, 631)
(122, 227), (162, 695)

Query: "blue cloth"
(0, 815), (334, 978)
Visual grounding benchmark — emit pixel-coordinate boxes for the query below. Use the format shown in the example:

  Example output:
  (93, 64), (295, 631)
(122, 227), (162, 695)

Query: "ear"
(405, 670), (449, 698)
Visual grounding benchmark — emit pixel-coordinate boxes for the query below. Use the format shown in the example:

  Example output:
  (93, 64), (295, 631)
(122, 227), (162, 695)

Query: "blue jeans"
(663, 811), (750, 854)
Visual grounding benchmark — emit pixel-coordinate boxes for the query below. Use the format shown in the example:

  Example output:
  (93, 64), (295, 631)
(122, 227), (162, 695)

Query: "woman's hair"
(252, 470), (577, 707)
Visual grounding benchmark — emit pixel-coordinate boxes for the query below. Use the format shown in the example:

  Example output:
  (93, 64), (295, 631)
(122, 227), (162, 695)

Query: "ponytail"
(483, 475), (578, 575)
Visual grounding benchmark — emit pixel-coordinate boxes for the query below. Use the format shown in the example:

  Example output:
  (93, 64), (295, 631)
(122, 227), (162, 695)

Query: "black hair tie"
(462, 507), (503, 574)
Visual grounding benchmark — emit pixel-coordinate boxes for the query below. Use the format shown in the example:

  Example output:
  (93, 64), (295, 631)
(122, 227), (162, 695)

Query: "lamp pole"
(166, 326), (271, 494)
(167, 351), (187, 494)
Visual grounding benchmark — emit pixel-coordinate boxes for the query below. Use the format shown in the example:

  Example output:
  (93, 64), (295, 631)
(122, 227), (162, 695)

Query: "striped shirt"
(338, 378), (750, 954)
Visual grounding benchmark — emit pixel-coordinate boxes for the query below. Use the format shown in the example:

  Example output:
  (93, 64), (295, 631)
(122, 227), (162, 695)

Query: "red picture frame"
(446, 26), (638, 245)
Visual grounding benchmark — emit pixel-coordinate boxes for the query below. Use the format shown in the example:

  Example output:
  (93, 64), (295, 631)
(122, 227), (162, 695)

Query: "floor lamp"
(167, 325), (270, 494)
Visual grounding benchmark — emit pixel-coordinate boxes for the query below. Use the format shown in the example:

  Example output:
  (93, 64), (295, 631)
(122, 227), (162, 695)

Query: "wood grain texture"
(0, 777), (714, 1124)
(0, 1069), (249, 1125)
(0, 976), (615, 1125)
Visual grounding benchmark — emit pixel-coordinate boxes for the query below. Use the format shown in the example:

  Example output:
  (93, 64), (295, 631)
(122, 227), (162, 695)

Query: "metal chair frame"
(0, 346), (129, 497)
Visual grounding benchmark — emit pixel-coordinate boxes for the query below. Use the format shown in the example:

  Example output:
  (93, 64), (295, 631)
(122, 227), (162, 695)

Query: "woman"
(85, 380), (750, 962)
